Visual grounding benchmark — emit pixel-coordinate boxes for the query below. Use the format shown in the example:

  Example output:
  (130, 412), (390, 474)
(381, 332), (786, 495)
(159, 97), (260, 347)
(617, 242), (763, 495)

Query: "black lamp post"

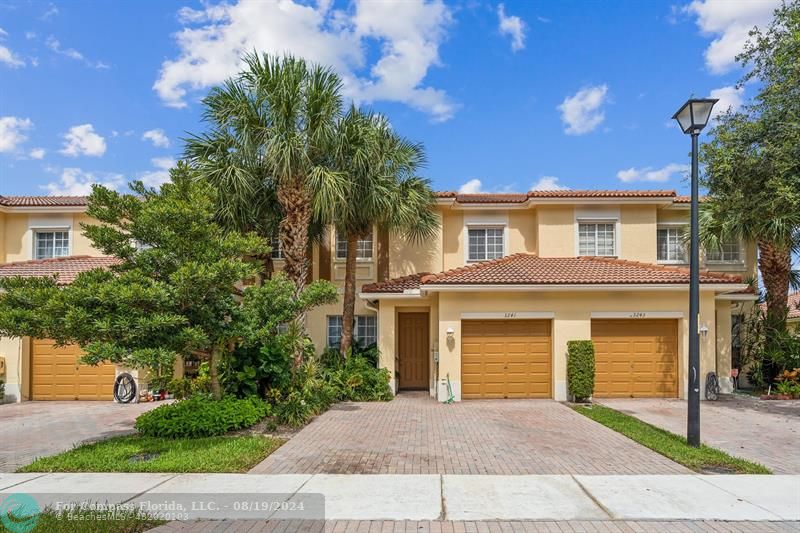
(672, 98), (717, 447)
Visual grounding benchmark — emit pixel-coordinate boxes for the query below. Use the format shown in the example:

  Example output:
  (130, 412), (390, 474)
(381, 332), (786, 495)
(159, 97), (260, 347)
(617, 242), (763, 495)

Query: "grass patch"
(572, 404), (771, 474)
(17, 435), (282, 473)
(0, 508), (164, 533)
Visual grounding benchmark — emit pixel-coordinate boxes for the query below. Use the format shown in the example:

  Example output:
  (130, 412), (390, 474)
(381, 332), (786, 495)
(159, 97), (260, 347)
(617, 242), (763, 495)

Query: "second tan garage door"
(592, 319), (678, 398)
(31, 339), (116, 400)
(461, 320), (551, 399)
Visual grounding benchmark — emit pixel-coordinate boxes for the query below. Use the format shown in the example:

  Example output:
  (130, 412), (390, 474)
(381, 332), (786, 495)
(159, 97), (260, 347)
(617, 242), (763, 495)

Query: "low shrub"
(270, 360), (338, 427)
(567, 340), (595, 402)
(135, 396), (271, 438)
(167, 376), (212, 399)
(322, 354), (393, 402)
(0, 379), (4, 402)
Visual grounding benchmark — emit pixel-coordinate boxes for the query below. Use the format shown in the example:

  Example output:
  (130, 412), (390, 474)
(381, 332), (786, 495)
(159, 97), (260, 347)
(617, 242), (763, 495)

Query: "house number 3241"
(629, 312), (646, 318)
(504, 312), (517, 318)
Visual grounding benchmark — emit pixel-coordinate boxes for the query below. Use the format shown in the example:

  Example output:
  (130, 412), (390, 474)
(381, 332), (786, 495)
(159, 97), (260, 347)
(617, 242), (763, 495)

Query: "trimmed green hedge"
(135, 396), (270, 438)
(567, 340), (595, 402)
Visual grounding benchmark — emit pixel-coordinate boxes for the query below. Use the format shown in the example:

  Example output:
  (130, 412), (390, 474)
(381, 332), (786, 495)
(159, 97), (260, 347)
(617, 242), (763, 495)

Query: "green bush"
(135, 396), (270, 438)
(322, 354), (393, 402)
(0, 379), (4, 402)
(567, 340), (595, 402)
(270, 360), (338, 427)
(167, 376), (212, 399)
(223, 336), (295, 398)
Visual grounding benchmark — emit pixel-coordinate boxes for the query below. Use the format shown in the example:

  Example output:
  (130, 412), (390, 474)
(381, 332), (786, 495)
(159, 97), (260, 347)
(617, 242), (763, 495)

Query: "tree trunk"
(209, 344), (222, 400)
(339, 234), (359, 357)
(757, 238), (792, 329)
(277, 180), (312, 368)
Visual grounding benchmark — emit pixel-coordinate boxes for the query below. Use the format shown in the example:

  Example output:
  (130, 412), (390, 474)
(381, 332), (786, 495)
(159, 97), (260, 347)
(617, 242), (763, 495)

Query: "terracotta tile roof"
(436, 190), (677, 203)
(362, 253), (743, 293)
(0, 196), (89, 207)
(0, 256), (120, 285)
(362, 273), (428, 293)
(673, 195), (708, 204)
(761, 292), (800, 320)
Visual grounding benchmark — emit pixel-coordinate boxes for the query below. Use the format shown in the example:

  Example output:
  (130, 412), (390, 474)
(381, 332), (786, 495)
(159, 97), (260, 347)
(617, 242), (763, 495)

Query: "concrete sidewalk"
(1, 473), (797, 522)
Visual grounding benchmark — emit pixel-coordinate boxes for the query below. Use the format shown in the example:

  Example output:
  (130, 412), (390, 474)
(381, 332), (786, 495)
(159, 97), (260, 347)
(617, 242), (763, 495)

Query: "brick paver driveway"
(251, 393), (688, 475)
(0, 401), (161, 472)
(601, 395), (800, 474)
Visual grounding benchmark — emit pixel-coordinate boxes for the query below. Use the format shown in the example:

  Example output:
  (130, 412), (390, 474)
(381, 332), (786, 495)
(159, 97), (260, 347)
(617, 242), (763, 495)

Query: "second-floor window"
(270, 236), (284, 260)
(657, 227), (687, 263)
(468, 227), (504, 261)
(578, 222), (615, 256)
(706, 239), (742, 263)
(35, 230), (70, 260)
(335, 230), (373, 260)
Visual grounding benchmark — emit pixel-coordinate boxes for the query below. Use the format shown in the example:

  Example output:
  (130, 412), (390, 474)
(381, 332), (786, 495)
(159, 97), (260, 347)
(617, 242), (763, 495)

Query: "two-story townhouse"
(0, 190), (757, 403)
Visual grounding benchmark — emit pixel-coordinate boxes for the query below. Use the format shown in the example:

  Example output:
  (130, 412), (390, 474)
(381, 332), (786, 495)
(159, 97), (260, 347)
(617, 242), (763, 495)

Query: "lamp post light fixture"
(672, 97), (717, 448)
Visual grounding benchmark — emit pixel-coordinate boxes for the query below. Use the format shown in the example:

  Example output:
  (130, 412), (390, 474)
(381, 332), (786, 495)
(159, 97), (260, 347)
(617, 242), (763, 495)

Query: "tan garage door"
(592, 319), (678, 398)
(461, 320), (551, 399)
(32, 339), (116, 400)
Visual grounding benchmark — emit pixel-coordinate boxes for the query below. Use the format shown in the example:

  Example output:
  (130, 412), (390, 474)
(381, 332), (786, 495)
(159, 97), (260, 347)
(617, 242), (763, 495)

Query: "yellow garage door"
(461, 320), (551, 399)
(32, 339), (116, 400)
(592, 319), (678, 398)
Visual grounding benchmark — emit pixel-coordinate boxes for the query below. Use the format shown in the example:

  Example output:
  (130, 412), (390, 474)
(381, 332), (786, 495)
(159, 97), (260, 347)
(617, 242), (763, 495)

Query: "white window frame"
(657, 225), (688, 264)
(33, 228), (71, 260)
(326, 315), (378, 348)
(335, 229), (374, 261)
(466, 225), (506, 262)
(705, 238), (744, 264)
(577, 220), (617, 257)
(270, 236), (284, 260)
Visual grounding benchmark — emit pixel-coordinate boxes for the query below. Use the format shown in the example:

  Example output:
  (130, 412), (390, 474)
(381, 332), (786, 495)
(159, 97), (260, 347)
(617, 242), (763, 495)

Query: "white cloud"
(142, 128), (170, 148)
(458, 178), (483, 194)
(617, 163), (688, 183)
(0, 116), (33, 153)
(42, 167), (124, 196)
(0, 28), (25, 68)
(530, 176), (569, 191)
(45, 36), (109, 69)
(29, 147), (46, 159)
(557, 84), (609, 135)
(59, 124), (107, 157)
(154, 0), (455, 121)
(139, 157), (176, 188)
(709, 85), (744, 119)
(41, 4), (59, 20)
(686, 0), (779, 74)
(497, 4), (526, 52)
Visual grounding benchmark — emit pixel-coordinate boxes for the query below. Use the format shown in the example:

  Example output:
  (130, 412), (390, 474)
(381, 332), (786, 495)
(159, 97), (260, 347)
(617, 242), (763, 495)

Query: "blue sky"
(0, 0), (780, 196)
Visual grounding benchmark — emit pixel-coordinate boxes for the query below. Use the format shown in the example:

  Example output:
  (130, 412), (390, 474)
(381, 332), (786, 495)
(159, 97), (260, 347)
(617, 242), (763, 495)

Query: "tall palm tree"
(185, 53), (348, 366)
(186, 52), (346, 294)
(332, 107), (438, 355)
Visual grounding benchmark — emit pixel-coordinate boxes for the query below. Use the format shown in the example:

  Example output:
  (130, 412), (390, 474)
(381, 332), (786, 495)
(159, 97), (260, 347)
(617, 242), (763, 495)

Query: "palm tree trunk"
(277, 180), (312, 368)
(339, 234), (359, 356)
(758, 238), (792, 329)
(209, 344), (223, 400)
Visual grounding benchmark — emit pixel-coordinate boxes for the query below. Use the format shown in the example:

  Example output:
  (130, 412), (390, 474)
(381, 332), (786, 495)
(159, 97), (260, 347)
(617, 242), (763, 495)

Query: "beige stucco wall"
(2, 212), (100, 263)
(389, 212), (444, 277)
(0, 336), (29, 402)
(536, 206), (574, 257)
(427, 289), (721, 402)
(620, 205), (657, 262)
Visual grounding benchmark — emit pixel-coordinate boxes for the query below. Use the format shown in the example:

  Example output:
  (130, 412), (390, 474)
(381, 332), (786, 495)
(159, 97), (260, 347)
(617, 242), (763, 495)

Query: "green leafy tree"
(331, 107), (438, 355)
(0, 164), (337, 399)
(700, 1), (800, 330)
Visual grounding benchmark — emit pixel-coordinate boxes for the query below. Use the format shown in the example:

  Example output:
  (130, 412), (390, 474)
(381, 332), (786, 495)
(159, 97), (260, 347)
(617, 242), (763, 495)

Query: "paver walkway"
(601, 395), (800, 474)
(148, 520), (800, 532)
(252, 393), (688, 475)
(0, 400), (161, 472)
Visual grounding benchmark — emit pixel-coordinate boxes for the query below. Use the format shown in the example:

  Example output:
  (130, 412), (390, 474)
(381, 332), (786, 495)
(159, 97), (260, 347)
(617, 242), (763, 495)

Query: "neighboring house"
(790, 293), (800, 333)
(0, 190), (758, 402)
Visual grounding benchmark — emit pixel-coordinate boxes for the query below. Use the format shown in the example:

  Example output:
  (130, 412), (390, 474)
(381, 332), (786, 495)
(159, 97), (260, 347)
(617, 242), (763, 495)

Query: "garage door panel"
(461, 320), (552, 399)
(592, 319), (678, 398)
(32, 339), (116, 401)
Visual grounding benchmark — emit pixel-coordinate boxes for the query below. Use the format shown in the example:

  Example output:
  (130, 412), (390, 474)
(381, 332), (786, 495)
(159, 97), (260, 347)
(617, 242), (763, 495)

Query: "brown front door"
(398, 312), (429, 390)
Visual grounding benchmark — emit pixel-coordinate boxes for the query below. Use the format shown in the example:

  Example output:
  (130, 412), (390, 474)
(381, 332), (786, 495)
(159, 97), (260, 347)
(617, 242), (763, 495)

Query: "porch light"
(446, 327), (455, 340)
(672, 98), (718, 135)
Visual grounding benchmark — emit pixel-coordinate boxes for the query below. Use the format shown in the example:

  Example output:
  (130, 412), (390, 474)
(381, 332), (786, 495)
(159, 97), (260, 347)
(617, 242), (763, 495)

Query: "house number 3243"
(504, 312), (517, 318)
(629, 312), (646, 318)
